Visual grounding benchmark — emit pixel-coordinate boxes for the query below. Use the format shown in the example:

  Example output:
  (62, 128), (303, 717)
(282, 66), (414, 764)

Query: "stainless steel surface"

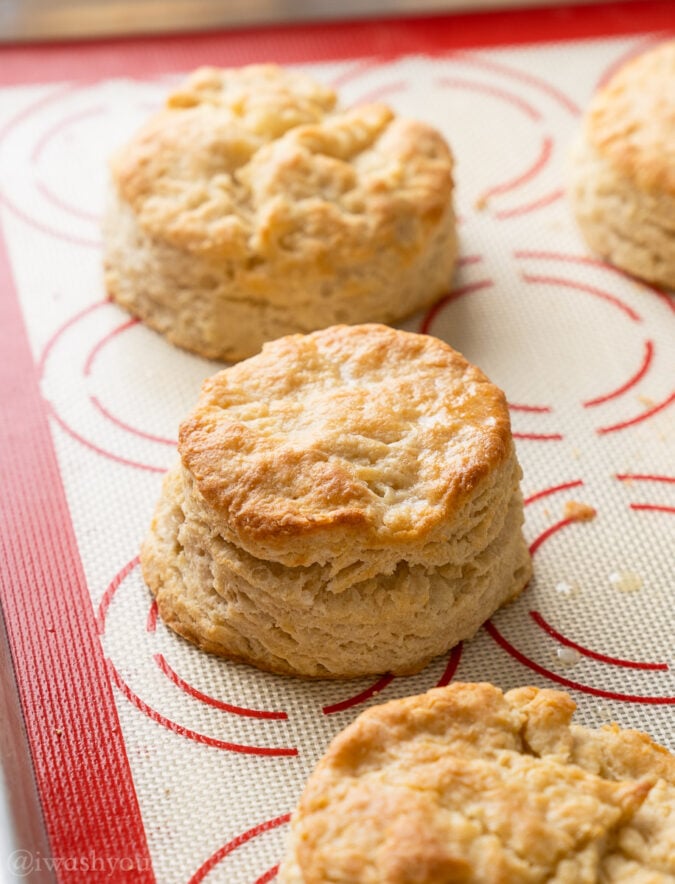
(0, 0), (589, 43)
(0, 608), (54, 884)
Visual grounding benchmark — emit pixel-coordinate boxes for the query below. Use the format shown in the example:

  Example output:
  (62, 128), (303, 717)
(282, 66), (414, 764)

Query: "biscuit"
(278, 682), (675, 882)
(141, 324), (531, 678)
(569, 41), (675, 289)
(104, 64), (457, 361)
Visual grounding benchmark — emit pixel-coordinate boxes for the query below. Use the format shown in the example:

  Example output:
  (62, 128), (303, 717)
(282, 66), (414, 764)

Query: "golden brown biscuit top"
(586, 41), (675, 196)
(178, 324), (512, 564)
(110, 64), (453, 262)
(289, 683), (675, 883)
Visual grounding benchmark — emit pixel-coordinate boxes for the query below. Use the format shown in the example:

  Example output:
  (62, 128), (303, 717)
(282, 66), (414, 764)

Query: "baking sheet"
(0, 10), (674, 884)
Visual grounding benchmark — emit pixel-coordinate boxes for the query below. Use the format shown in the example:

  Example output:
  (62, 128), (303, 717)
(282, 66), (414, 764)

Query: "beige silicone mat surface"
(1, 30), (673, 884)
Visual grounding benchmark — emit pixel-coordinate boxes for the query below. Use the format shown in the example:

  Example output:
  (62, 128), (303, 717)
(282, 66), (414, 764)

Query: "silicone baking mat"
(0, 4), (674, 882)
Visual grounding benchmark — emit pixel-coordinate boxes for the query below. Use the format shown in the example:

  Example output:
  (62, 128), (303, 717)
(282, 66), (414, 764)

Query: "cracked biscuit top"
(178, 324), (512, 564)
(284, 682), (675, 883)
(110, 64), (454, 269)
(585, 40), (675, 196)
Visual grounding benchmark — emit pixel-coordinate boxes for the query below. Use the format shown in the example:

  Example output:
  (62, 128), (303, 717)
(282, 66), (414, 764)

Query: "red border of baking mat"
(0, 3), (674, 882)
(1, 0), (674, 86)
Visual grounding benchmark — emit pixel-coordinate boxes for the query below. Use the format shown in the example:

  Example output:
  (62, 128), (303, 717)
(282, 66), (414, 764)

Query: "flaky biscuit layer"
(279, 683), (675, 882)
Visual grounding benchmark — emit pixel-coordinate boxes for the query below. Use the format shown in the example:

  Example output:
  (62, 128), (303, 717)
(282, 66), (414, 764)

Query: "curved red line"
(322, 673), (395, 715)
(522, 273), (642, 322)
(495, 188), (563, 219)
(529, 611), (668, 671)
(46, 403), (167, 473)
(36, 179), (101, 224)
(84, 317), (140, 376)
(351, 81), (407, 105)
(254, 866), (280, 884)
(597, 390), (675, 435)
(436, 643), (463, 687)
(90, 395), (177, 446)
(485, 622), (675, 705)
(513, 432), (563, 442)
(508, 402), (552, 414)
(38, 299), (108, 377)
(457, 254), (482, 267)
(328, 57), (380, 88)
(0, 83), (82, 143)
(0, 191), (102, 248)
(524, 480), (584, 506)
(529, 518), (575, 556)
(420, 279), (494, 333)
(146, 600), (158, 633)
(451, 51), (581, 116)
(107, 660), (298, 757)
(513, 251), (675, 314)
(187, 815), (290, 884)
(30, 105), (104, 164)
(479, 135), (553, 203)
(153, 653), (288, 720)
(436, 75), (541, 120)
(583, 340), (654, 407)
(96, 556), (140, 635)
(617, 474), (675, 484)
(596, 36), (665, 89)
(630, 504), (675, 515)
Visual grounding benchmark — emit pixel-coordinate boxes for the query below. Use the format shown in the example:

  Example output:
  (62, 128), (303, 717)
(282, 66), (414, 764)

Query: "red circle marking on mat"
(36, 179), (101, 223)
(435, 75), (541, 119)
(350, 80), (407, 105)
(0, 191), (102, 247)
(38, 299), (108, 377)
(521, 272), (642, 322)
(84, 317), (140, 376)
(90, 394), (177, 446)
(529, 610), (668, 671)
(30, 105), (104, 164)
(495, 188), (563, 220)
(420, 279), (494, 334)
(484, 621), (675, 704)
(187, 814), (290, 884)
(630, 504), (675, 515)
(107, 659), (298, 757)
(457, 254), (483, 267)
(523, 480), (584, 507)
(46, 401), (167, 473)
(450, 50), (581, 116)
(512, 431), (564, 442)
(529, 518), (577, 557)
(436, 643), (463, 687)
(508, 402), (552, 414)
(595, 35), (667, 89)
(597, 391), (675, 435)
(476, 135), (553, 203)
(146, 600), (158, 633)
(514, 250), (675, 314)
(583, 340), (654, 407)
(99, 559), (293, 734)
(153, 653), (289, 720)
(616, 473), (675, 484)
(254, 866), (280, 884)
(96, 555), (140, 635)
(322, 673), (395, 715)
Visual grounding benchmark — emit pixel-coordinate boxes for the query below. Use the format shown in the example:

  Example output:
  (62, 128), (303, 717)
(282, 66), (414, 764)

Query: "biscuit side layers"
(278, 683), (675, 882)
(141, 460), (530, 678)
(104, 65), (458, 360)
(141, 325), (531, 677)
(569, 41), (675, 289)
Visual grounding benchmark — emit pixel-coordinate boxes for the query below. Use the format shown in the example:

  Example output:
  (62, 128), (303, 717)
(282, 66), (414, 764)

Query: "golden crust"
(178, 324), (512, 563)
(280, 683), (675, 883)
(586, 41), (675, 196)
(110, 64), (454, 262)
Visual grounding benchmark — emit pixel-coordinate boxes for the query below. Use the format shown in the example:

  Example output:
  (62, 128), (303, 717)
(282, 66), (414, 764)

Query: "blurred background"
(1, 0), (596, 42)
